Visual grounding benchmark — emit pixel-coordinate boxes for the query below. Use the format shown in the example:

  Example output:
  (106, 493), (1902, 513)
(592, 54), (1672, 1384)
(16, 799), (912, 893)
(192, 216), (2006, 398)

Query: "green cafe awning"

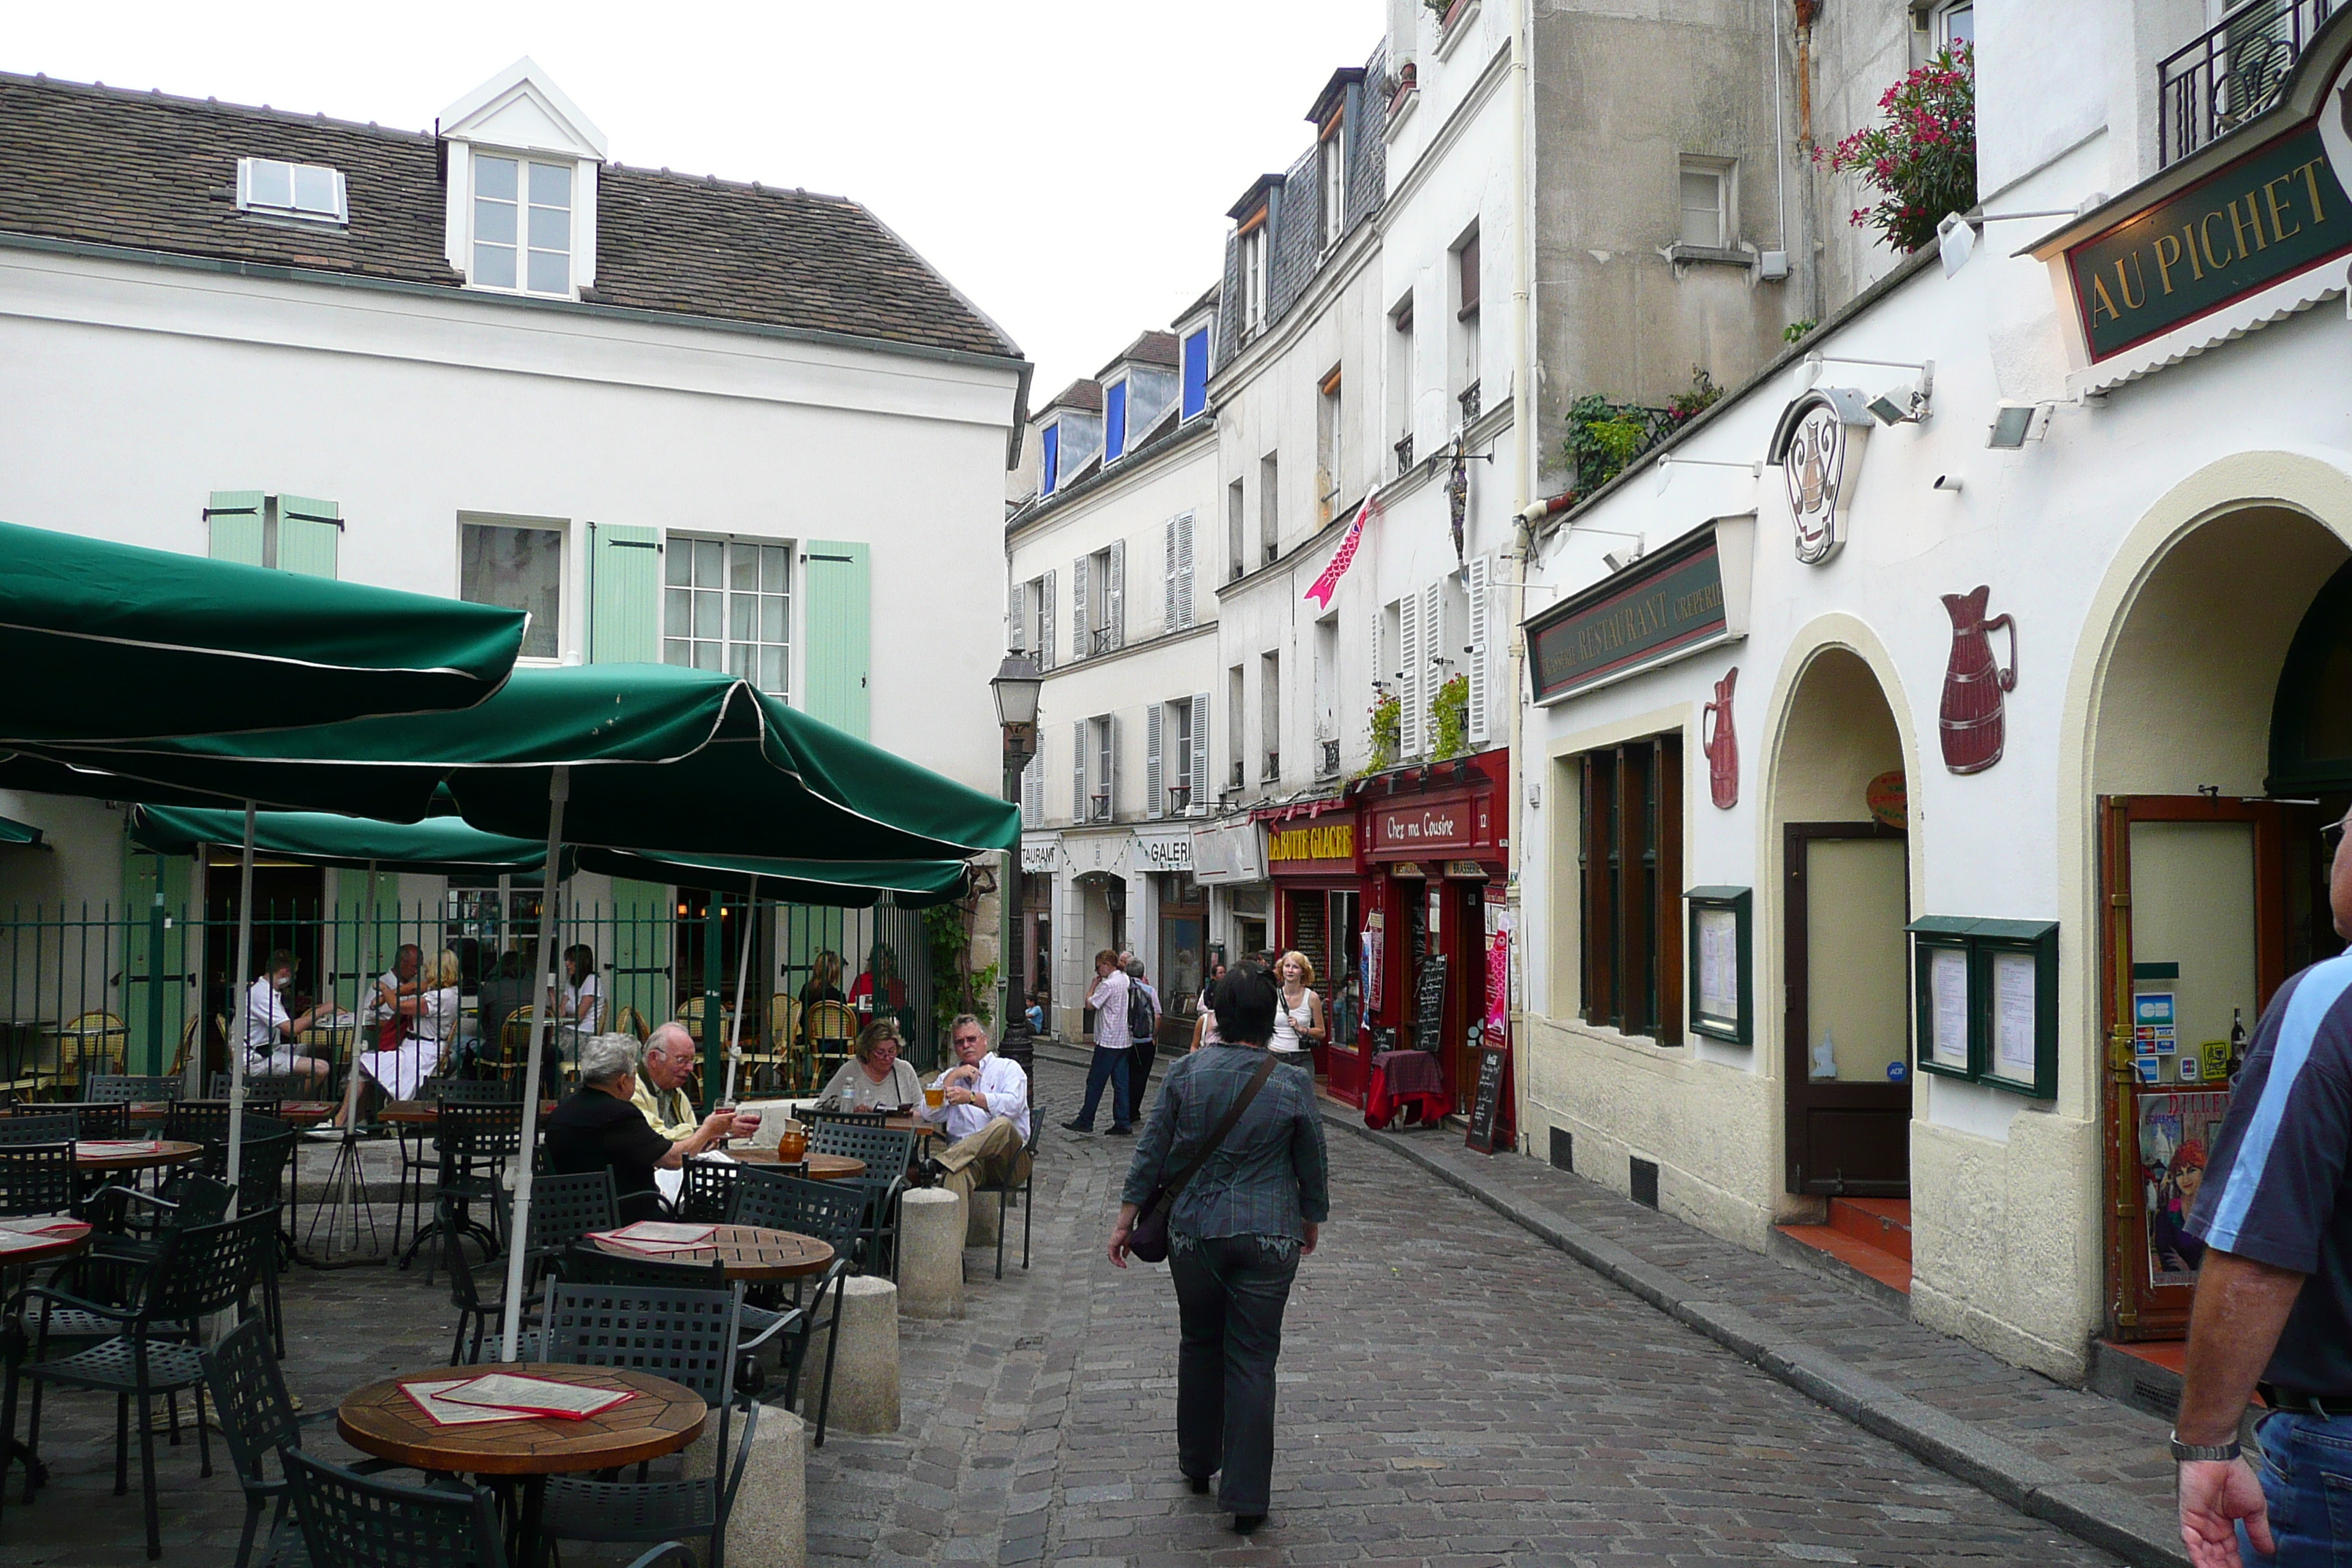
(26, 664), (1019, 862)
(0, 517), (527, 742)
(130, 805), (561, 876)
(576, 846), (973, 908)
(0, 812), (43, 847)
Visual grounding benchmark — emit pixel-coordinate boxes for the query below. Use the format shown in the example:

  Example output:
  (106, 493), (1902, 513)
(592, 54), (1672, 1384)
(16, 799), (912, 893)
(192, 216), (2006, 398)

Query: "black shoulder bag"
(1127, 1053), (1279, 1264)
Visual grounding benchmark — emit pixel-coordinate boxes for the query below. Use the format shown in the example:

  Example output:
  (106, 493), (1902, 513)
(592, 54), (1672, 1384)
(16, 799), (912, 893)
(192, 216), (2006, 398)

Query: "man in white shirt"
(1063, 948), (1134, 1134)
(366, 943), (422, 1049)
(245, 949), (331, 1087)
(919, 1013), (1033, 1210)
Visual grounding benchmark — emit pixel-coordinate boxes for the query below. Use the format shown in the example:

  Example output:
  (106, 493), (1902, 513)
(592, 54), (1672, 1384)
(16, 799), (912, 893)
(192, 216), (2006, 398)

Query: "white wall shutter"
(1107, 539), (1126, 650)
(1399, 587), (1424, 758)
(1007, 580), (1025, 653)
(1039, 570), (1057, 671)
(1146, 702), (1165, 820)
(1164, 516), (1180, 633)
(1073, 718), (1088, 823)
(1191, 690), (1211, 814)
(1108, 713), (1123, 818)
(1071, 557), (1090, 661)
(1175, 511), (1196, 628)
(1468, 554), (1492, 744)
(1422, 581), (1444, 753)
(1022, 753), (1043, 827)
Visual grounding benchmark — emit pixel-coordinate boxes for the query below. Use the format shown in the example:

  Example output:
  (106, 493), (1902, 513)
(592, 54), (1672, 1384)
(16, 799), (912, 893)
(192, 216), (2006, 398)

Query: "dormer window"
(237, 157), (347, 224)
(1041, 423), (1062, 497)
(1319, 118), (1346, 249)
(1104, 381), (1128, 463)
(1180, 328), (1210, 420)
(472, 154), (573, 295)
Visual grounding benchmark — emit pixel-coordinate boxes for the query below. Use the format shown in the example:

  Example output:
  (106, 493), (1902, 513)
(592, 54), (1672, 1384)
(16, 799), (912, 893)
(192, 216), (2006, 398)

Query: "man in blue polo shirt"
(2176, 808), (2352, 1567)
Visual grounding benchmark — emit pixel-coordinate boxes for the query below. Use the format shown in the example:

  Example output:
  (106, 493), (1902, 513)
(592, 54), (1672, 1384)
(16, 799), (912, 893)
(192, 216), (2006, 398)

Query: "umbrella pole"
(723, 895), (755, 1106)
(226, 802), (257, 1194)
(184, 844), (208, 1100)
(336, 860), (377, 1248)
(500, 766), (568, 1363)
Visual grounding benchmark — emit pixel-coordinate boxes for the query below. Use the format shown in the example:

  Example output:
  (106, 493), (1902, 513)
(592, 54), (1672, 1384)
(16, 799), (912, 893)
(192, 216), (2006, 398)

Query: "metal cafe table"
(336, 1363), (705, 1566)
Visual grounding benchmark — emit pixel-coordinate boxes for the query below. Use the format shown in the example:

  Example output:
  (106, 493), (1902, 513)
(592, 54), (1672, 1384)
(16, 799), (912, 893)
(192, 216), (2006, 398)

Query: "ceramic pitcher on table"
(1938, 586), (2016, 774)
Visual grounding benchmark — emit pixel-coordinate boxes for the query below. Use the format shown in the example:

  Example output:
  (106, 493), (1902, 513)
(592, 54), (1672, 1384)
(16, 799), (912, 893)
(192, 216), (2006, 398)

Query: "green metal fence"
(0, 891), (939, 1105)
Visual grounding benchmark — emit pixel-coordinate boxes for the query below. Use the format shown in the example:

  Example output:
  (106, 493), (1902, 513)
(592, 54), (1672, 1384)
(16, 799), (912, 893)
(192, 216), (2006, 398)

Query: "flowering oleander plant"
(1822, 45), (1976, 255)
(1431, 675), (1469, 762)
(1364, 690), (1402, 776)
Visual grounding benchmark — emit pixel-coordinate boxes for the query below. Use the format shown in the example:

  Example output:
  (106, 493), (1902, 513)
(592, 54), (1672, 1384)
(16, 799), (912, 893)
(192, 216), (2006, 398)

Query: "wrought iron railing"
(1089, 625), (1117, 657)
(1262, 750), (1281, 783)
(2158, 0), (2335, 166)
(1319, 739), (1342, 778)
(1089, 791), (1112, 822)
(1229, 760), (1245, 788)
(1458, 380), (1482, 423)
(1395, 432), (1415, 475)
(1166, 783), (1192, 815)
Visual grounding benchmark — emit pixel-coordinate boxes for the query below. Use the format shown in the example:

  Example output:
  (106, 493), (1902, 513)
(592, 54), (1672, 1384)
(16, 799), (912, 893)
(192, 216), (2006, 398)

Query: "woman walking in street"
(1268, 950), (1324, 1063)
(1108, 965), (1330, 1535)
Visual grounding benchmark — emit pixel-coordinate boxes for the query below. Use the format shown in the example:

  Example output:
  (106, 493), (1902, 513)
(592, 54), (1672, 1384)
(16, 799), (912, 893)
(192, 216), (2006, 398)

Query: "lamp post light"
(990, 652), (1044, 1071)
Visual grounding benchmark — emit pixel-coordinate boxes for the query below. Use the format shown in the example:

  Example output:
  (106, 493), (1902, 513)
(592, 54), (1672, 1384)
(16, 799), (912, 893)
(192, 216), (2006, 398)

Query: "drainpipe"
(1505, 0), (1536, 1156)
(1793, 0), (1825, 325)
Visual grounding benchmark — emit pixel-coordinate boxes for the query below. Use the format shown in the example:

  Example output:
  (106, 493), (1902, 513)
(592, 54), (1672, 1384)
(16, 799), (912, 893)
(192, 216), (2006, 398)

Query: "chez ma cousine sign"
(2044, 28), (2352, 363)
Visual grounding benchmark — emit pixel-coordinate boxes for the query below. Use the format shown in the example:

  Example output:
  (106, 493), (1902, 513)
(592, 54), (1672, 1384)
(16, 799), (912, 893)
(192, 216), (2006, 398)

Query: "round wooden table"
(0, 1222), (91, 1270)
(73, 1139), (202, 1175)
(379, 1099), (556, 1126)
(725, 1149), (865, 1181)
(592, 1223), (832, 1282)
(338, 1363), (706, 1564)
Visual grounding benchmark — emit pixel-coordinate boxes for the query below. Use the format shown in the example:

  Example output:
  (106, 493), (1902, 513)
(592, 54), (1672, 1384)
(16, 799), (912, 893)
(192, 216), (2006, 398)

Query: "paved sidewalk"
(1321, 1107), (2184, 1568)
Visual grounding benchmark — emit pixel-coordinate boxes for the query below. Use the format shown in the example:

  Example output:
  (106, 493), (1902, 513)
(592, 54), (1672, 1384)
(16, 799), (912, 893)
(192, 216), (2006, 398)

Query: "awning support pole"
(500, 766), (568, 1362)
(723, 894), (756, 1107)
(226, 802), (257, 1194)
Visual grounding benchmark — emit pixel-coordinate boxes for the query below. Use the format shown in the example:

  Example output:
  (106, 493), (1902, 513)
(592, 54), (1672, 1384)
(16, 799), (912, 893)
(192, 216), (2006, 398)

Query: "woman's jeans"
(1073, 1046), (1131, 1131)
(1169, 1234), (1300, 1515)
(2244, 1409), (2352, 1563)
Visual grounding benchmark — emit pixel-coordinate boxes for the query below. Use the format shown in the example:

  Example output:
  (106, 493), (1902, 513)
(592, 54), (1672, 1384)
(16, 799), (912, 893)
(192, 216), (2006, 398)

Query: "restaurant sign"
(1368, 795), (1494, 859)
(1266, 818), (1355, 875)
(2060, 36), (2352, 363)
(1526, 519), (1754, 704)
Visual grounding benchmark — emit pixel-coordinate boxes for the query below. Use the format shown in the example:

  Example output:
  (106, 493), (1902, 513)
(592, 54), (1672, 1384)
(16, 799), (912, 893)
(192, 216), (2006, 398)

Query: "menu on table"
(0, 1217), (88, 1252)
(401, 1379), (544, 1427)
(589, 1220), (717, 1254)
(437, 1373), (638, 1420)
(74, 1139), (162, 1156)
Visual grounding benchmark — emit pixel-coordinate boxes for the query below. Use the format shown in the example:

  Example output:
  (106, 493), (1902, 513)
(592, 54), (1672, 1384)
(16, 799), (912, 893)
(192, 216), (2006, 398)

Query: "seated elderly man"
(632, 1020), (759, 1141)
(915, 1012), (1032, 1210)
(545, 1033), (745, 1222)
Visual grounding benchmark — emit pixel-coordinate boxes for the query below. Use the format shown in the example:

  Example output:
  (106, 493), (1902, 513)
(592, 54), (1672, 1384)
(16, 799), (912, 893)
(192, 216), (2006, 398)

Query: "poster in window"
(2138, 1090), (2230, 1289)
(1695, 908), (1739, 1030)
(1929, 947), (1970, 1071)
(1991, 950), (2038, 1079)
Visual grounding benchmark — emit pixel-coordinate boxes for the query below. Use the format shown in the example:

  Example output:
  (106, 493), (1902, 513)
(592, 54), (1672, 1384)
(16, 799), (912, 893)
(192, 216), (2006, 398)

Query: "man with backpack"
(1065, 948), (1135, 1135)
(1124, 954), (1161, 1126)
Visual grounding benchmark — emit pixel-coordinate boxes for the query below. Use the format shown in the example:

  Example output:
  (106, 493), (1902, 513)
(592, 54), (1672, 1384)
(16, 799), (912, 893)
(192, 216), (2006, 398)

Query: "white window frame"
(468, 149), (578, 298)
(1677, 159), (1733, 250)
(1320, 123), (1347, 249)
(1934, 0), (1973, 48)
(662, 532), (794, 698)
(1242, 225), (1270, 332)
(236, 157), (348, 224)
(1169, 697), (1196, 816)
(459, 515), (566, 663)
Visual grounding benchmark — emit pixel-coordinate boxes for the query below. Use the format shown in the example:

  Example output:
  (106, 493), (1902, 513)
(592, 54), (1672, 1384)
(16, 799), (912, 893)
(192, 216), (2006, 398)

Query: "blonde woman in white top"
(331, 948), (459, 1131)
(1269, 951), (1325, 1060)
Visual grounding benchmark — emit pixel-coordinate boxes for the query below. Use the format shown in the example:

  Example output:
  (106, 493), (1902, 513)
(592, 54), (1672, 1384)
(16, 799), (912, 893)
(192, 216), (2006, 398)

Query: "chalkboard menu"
(1466, 1046), (1507, 1154)
(1413, 955), (1447, 1054)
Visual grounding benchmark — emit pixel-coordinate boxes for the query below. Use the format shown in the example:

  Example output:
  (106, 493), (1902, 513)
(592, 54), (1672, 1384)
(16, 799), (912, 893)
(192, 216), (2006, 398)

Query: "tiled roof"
(0, 72), (1020, 361)
(1041, 378), (1104, 414)
(1108, 329), (1179, 369)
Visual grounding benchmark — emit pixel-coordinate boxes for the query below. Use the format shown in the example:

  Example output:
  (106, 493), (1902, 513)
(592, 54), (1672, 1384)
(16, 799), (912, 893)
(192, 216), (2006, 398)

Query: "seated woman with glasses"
(815, 1019), (922, 1112)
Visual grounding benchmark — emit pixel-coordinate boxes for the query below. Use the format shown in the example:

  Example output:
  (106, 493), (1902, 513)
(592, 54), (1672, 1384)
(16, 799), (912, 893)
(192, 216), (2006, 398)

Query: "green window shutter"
(804, 540), (870, 739)
(278, 494), (341, 578)
(206, 491), (265, 566)
(606, 880), (674, 1032)
(590, 524), (663, 663)
(121, 843), (192, 1076)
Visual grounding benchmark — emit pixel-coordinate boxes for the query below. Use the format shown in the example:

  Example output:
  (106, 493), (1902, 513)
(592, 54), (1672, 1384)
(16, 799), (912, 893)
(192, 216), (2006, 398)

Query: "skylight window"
(237, 157), (348, 223)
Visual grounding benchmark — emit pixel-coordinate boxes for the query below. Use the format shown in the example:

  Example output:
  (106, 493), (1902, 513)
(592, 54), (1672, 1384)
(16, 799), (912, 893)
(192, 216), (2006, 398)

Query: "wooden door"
(1784, 822), (1911, 1196)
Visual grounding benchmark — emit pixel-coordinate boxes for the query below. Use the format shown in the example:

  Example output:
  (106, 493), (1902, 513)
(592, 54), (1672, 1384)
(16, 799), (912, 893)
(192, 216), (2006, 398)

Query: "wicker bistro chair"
(752, 994), (800, 1093)
(200, 1319), (399, 1568)
(53, 1011), (129, 1091)
(726, 1165), (867, 1446)
(801, 1000), (858, 1095)
(281, 1447), (698, 1568)
(612, 1004), (652, 1044)
(4, 1207), (278, 1558)
(538, 1280), (759, 1568)
(83, 1074), (181, 1106)
(804, 1123), (917, 1275)
(965, 1110), (1043, 1280)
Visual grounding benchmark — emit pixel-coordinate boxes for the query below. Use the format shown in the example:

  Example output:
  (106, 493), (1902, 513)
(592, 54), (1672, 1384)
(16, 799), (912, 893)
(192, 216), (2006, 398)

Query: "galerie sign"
(2065, 47), (2352, 361)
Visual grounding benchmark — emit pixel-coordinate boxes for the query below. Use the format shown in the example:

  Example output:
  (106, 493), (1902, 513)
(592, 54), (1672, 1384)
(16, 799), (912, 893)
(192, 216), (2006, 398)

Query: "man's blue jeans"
(1072, 1045), (1131, 1131)
(2243, 1409), (2352, 1562)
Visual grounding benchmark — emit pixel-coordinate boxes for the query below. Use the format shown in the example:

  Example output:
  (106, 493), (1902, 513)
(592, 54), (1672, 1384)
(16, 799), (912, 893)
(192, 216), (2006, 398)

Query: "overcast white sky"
(8, 0), (1382, 396)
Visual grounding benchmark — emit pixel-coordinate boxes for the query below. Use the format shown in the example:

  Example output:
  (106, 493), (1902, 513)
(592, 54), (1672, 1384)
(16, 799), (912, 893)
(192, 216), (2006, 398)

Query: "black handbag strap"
(1153, 1053), (1279, 1210)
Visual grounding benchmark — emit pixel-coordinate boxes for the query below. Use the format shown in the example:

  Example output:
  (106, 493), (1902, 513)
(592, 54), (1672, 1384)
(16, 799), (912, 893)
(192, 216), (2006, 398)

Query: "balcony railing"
(1262, 750), (1281, 783)
(1229, 759), (1245, 789)
(1089, 625), (1117, 656)
(1458, 380), (1482, 424)
(1394, 432), (1415, 475)
(1166, 783), (1192, 815)
(1089, 791), (1112, 823)
(2159, 0), (2335, 167)
(1318, 739), (1341, 778)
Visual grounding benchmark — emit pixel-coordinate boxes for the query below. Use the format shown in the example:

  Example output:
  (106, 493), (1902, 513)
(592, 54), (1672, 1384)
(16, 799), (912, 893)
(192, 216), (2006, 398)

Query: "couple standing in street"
(1065, 947), (1158, 1135)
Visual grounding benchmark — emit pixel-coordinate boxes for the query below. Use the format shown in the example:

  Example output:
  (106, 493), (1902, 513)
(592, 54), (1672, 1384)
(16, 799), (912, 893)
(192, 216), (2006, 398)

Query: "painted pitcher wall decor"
(1939, 586), (2017, 774)
(1701, 667), (1739, 808)
(1766, 388), (1874, 567)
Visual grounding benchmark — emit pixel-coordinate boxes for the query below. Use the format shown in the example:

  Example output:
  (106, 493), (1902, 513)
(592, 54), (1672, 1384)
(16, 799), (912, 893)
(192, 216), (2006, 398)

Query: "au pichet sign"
(2054, 22), (2352, 363)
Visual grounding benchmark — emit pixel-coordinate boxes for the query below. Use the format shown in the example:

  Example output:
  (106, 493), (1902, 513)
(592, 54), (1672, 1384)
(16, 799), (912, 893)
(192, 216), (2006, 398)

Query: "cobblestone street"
(807, 1055), (2125, 1568)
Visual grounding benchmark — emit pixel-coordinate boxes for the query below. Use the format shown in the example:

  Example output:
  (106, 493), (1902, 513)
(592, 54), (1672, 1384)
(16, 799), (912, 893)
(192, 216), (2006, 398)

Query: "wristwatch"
(2168, 1430), (2242, 1463)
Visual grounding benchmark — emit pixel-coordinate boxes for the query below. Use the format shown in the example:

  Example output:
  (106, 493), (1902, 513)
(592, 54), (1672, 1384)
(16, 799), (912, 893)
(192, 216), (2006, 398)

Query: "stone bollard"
(802, 1274), (900, 1434)
(965, 1184), (1002, 1248)
(898, 1186), (966, 1319)
(685, 1403), (805, 1568)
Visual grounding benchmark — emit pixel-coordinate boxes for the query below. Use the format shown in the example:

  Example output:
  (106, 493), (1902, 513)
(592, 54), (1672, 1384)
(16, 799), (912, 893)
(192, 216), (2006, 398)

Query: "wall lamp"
(1800, 350), (1934, 424)
(1936, 194), (2110, 277)
(1654, 456), (1763, 495)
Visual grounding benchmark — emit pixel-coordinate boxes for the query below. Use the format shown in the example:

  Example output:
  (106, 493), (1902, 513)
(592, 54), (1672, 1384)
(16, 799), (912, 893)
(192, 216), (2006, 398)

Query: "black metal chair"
(83, 1074), (181, 1106)
(806, 1122), (916, 1275)
(402, 1101), (521, 1277)
(0, 1115), (79, 1149)
(437, 1195), (540, 1367)
(281, 1447), (696, 1568)
(799, 1106), (887, 1131)
(0, 1142), (77, 1217)
(199, 1126), (296, 1354)
(208, 1072), (313, 1102)
(166, 1100), (236, 1144)
(3, 1207), (278, 1558)
(8, 1100), (129, 1139)
(200, 1319), (396, 1568)
(538, 1280), (757, 1568)
(965, 1112), (1042, 1279)
(727, 1165), (866, 1446)
(679, 1159), (740, 1224)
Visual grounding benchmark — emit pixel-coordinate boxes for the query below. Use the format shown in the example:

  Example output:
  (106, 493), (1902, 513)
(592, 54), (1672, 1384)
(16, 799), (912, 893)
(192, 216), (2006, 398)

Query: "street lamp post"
(990, 652), (1043, 1073)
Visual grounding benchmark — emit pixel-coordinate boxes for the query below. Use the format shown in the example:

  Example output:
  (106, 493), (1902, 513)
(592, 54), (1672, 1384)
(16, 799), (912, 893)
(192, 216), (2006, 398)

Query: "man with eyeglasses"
(916, 1013), (1031, 1213)
(2176, 804), (2352, 1566)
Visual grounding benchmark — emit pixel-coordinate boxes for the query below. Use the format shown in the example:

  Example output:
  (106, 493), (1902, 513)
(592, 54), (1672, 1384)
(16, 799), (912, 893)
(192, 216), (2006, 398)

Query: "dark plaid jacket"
(1122, 1044), (1330, 1240)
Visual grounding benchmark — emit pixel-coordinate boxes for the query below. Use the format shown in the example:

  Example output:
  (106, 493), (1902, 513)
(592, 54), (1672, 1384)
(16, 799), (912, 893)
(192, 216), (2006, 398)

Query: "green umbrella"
(0, 812), (42, 847)
(573, 846), (971, 908)
(130, 804), (559, 875)
(0, 517), (527, 742)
